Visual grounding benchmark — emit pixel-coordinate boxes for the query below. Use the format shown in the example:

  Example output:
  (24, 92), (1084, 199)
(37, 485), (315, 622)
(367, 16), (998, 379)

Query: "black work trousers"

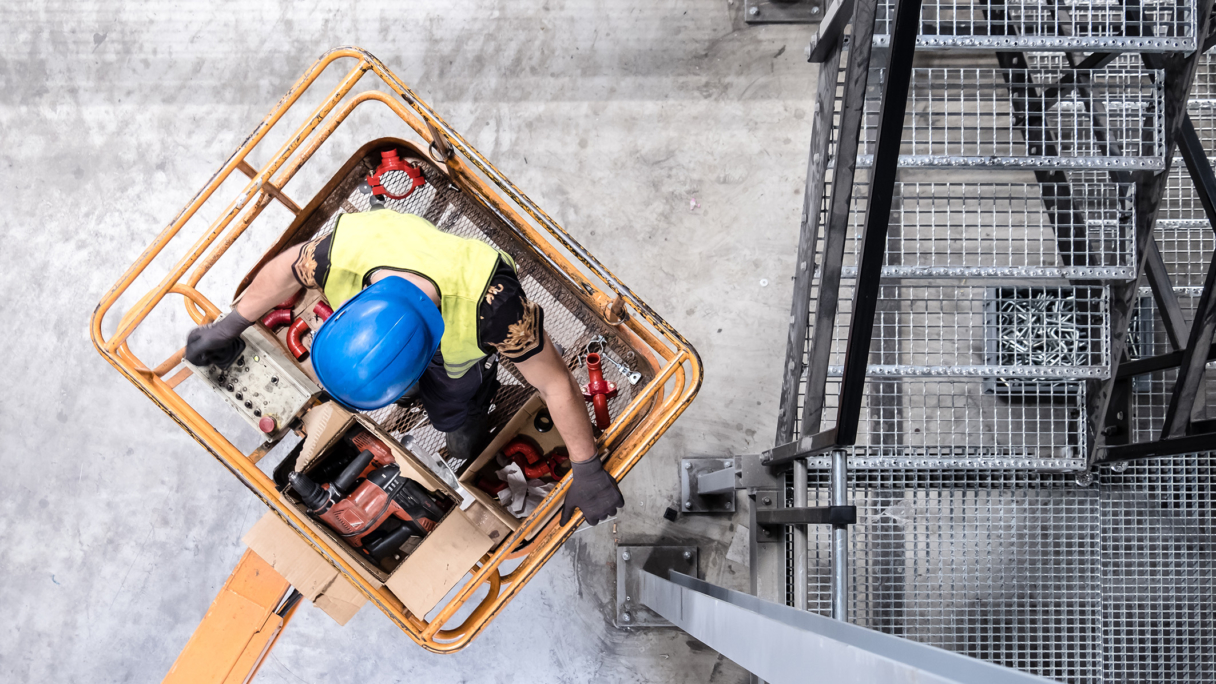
(416, 352), (495, 432)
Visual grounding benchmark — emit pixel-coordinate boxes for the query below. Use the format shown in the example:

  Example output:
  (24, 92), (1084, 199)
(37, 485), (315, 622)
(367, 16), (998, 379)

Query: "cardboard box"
(276, 403), (497, 618)
(242, 512), (366, 626)
(461, 394), (567, 535)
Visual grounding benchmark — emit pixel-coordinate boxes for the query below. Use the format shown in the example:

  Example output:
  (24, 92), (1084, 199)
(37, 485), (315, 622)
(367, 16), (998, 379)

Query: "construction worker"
(184, 206), (623, 526)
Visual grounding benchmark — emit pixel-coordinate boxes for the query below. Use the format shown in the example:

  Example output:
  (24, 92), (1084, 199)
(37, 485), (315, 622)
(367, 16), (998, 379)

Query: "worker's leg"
(417, 353), (500, 463)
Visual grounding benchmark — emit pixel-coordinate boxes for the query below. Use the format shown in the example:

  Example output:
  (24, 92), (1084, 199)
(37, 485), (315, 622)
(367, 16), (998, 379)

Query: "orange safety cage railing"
(90, 47), (702, 652)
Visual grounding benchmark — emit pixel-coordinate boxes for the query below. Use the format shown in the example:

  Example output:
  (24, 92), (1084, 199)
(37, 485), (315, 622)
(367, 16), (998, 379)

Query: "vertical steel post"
(830, 450), (848, 621)
(793, 458), (809, 611)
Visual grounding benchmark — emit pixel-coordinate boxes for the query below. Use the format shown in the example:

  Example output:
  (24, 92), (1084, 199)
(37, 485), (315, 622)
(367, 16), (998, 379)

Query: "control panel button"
(258, 416), (276, 433)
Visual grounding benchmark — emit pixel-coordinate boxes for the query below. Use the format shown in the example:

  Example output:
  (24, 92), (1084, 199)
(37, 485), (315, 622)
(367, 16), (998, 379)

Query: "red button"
(259, 416), (276, 433)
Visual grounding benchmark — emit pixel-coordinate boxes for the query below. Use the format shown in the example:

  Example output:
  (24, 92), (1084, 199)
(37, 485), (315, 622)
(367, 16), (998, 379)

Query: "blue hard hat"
(311, 276), (444, 411)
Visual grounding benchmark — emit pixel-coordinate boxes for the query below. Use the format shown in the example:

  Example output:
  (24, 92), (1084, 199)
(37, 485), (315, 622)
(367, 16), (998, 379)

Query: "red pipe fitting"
(260, 308), (293, 330)
(313, 301), (334, 321)
(286, 317), (312, 362)
(503, 436), (543, 465)
(367, 149), (426, 200)
(581, 353), (618, 430)
(477, 477), (508, 495)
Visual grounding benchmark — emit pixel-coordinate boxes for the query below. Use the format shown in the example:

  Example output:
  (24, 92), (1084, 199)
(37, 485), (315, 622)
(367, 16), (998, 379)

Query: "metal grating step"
(817, 279), (1111, 379)
(839, 180), (1137, 279)
(840, 65), (1165, 170)
(872, 0), (1197, 52)
(805, 377), (1087, 470)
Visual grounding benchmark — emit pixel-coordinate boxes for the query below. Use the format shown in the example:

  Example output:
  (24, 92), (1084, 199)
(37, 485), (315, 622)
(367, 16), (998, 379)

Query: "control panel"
(185, 326), (320, 439)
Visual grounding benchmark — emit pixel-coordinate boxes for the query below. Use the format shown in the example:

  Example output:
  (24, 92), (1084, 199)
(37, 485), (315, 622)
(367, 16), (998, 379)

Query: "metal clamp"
(582, 335), (641, 385)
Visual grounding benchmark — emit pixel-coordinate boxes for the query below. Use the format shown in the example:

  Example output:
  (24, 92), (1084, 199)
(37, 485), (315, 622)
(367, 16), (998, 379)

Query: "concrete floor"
(0, 2), (814, 681)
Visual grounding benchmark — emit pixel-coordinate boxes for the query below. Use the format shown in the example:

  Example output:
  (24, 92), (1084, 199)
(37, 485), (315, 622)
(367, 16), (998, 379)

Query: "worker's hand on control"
(559, 456), (624, 527)
(185, 311), (254, 369)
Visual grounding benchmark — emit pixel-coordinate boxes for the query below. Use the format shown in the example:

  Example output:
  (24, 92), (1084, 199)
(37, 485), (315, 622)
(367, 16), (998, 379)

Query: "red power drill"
(289, 450), (449, 563)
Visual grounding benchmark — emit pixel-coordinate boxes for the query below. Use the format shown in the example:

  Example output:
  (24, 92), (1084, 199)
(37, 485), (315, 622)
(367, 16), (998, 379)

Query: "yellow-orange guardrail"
(91, 47), (702, 652)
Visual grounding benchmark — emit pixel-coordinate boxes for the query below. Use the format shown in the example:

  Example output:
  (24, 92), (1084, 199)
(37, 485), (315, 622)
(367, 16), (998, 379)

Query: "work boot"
(444, 358), (501, 468)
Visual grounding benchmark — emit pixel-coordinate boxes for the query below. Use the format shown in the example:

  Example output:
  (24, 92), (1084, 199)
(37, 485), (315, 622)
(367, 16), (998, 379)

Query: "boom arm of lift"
(163, 549), (299, 684)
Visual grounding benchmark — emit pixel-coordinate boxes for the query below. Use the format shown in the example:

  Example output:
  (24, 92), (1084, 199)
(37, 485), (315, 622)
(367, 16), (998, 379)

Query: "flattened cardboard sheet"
(242, 512), (367, 626)
(386, 509), (494, 618)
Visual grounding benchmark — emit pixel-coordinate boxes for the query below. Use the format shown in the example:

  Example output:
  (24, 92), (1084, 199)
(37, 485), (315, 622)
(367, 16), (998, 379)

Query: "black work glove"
(185, 311), (253, 369)
(559, 456), (624, 527)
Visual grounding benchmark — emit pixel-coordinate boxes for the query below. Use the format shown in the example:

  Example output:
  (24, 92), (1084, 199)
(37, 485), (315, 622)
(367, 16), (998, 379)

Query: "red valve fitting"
(581, 353), (618, 430)
(286, 317), (311, 362)
(313, 301), (334, 320)
(367, 149), (426, 200)
(260, 308), (293, 330)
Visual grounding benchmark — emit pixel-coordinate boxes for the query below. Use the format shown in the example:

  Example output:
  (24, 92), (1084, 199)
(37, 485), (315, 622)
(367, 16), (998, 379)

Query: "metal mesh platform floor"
(281, 148), (652, 466)
(872, 0), (1197, 52)
(799, 460), (1216, 683)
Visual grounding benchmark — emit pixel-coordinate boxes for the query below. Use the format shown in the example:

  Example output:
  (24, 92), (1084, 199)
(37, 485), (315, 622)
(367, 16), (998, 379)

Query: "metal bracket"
(679, 457), (737, 513)
(752, 489), (784, 545)
(757, 506), (856, 526)
(616, 544), (699, 627)
(745, 0), (825, 24)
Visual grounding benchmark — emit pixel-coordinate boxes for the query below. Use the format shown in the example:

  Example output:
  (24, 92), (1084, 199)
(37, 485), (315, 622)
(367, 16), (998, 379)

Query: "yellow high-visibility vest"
(324, 210), (510, 378)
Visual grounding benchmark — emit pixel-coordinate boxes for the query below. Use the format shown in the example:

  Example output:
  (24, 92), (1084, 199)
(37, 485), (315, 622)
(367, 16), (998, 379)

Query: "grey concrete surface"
(0, 2), (812, 682)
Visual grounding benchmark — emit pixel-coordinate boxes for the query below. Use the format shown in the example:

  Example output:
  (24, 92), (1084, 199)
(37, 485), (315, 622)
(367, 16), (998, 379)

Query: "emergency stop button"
(258, 416), (276, 434)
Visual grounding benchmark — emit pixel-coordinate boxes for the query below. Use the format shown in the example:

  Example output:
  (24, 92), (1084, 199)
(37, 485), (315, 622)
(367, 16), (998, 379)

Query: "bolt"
(763, 496), (773, 505)
(811, 5), (820, 13)
(622, 612), (633, 623)
(724, 459), (733, 467)
(749, 6), (760, 16)
(726, 500), (733, 510)
(684, 501), (692, 509)
(683, 461), (692, 470)
(683, 550), (693, 561)
(1111, 461), (1129, 473)
(626, 595), (632, 601)
(622, 550), (631, 562)
(1075, 471), (1095, 487)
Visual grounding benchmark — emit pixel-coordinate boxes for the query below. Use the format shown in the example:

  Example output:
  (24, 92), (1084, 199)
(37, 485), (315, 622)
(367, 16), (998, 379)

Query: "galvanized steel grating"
(821, 279), (1111, 379)
(803, 469), (1104, 683)
(1100, 455), (1216, 682)
(806, 378), (1088, 470)
(849, 65), (1165, 170)
(873, 0), (1197, 51)
(842, 181), (1137, 280)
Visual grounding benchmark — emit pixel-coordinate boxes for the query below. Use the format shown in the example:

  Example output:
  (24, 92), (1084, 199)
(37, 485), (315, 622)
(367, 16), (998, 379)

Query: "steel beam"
(1117, 346), (1216, 378)
(637, 570), (1055, 684)
(803, 0), (880, 439)
(1096, 432), (1216, 464)
(1161, 115), (1216, 438)
(832, 0), (921, 445)
(1085, 0), (1216, 467)
(757, 506), (857, 526)
(774, 47), (842, 446)
(1144, 235), (1191, 350)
